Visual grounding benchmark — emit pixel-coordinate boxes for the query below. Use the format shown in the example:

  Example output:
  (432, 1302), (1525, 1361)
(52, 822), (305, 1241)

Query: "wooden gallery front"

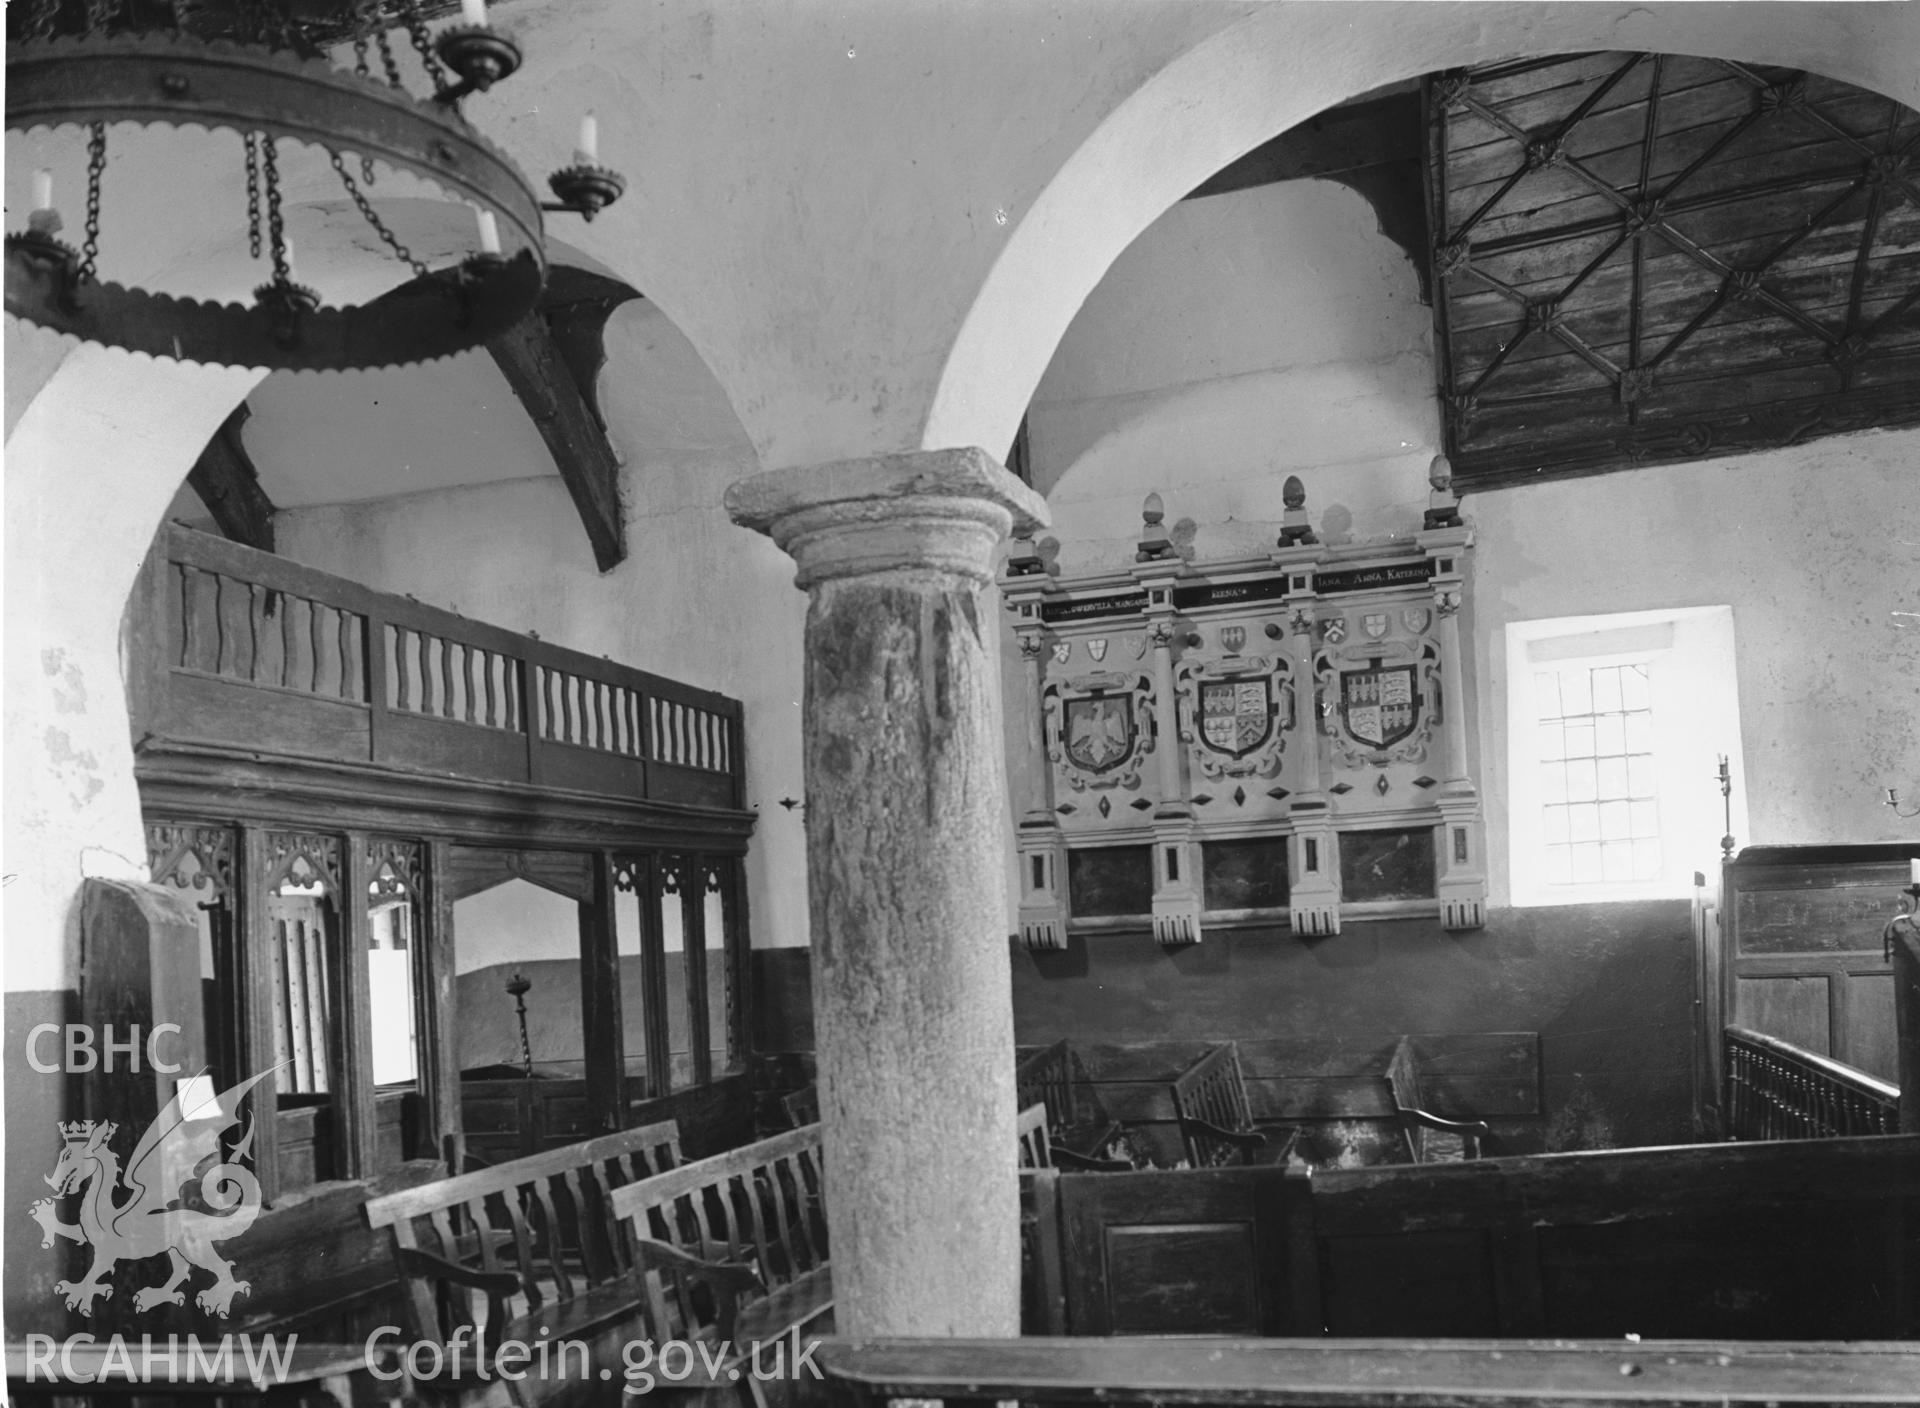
(121, 523), (758, 1205)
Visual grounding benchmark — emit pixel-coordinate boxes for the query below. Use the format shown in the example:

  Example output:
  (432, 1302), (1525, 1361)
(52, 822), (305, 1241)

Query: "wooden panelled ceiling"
(1428, 53), (1920, 487)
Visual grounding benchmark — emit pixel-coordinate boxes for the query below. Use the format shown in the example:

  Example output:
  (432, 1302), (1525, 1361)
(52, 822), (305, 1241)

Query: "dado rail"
(129, 524), (744, 810)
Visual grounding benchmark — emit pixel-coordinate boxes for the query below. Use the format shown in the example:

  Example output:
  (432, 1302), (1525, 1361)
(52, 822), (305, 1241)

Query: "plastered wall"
(1021, 177), (1920, 886)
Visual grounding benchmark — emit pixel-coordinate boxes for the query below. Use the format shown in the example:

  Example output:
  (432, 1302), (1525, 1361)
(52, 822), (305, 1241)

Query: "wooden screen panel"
(1060, 1167), (1289, 1336)
(1733, 974), (1831, 1056)
(1319, 1229), (1501, 1336)
(1736, 883), (1897, 954)
(1843, 970), (1900, 1083)
(1104, 1224), (1260, 1335)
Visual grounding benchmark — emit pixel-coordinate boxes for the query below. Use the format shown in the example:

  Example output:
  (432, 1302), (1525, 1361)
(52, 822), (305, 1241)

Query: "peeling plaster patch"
(43, 726), (105, 807)
(80, 845), (148, 882)
(41, 647), (89, 714)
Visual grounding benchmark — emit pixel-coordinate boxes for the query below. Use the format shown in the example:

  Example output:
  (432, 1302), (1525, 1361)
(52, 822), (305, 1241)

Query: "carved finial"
(1424, 454), (1463, 529)
(1277, 475), (1317, 546)
(1136, 491), (1175, 562)
(1004, 529), (1044, 576)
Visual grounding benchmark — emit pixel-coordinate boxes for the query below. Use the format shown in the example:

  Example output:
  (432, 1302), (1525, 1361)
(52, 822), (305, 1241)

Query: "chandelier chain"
(261, 134), (291, 287)
(244, 132), (264, 260)
(374, 24), (406, 89)
(78, 122), (107, 281)
(329, 150), (430, 282)
(401, 0), (451, 96)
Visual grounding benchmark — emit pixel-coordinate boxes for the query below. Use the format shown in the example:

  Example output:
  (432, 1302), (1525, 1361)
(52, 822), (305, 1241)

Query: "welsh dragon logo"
(28, 1068), (274, 1318)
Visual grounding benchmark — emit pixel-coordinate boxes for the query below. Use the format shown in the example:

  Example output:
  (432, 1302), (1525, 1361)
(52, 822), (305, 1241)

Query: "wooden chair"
(1386, 1036), (1488, 1163)
(1018, 1101), (1130, 1172)
(1017, 1040), (1133, 1164)
(781, 1083), (820, 1128)
(1170, 1042), (1297, 1168)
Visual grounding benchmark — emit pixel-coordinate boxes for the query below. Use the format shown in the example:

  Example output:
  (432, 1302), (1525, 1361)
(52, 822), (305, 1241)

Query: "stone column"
(726, 447), (1048, 1337)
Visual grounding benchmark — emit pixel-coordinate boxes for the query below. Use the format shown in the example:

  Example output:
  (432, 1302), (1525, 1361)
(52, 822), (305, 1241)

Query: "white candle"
(476, 208), (501, 256)
(32, 169), (53, 211)
(1910, 858), (1920, 886)
(577, 112), (599, 165)
(460, 0), (487, 26)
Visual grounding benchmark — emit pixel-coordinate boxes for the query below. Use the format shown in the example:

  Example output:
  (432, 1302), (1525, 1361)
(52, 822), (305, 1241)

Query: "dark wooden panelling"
(163, 671), (372, 758)
(381, 709), (529, 782)
(1047, 1135), (1918, 1340)
(1723, 845), (1916, 1082)
(1735, 973), (1831, 1054)
(643, 759), (737, 808)
(1060, 1166), (1304, 1335)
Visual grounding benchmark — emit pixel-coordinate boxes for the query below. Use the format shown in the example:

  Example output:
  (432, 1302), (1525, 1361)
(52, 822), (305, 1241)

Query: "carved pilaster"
(1136, 570), (1201, 947)
(1420, 522), (1487, 930)
(1275, 554), (1340, 936)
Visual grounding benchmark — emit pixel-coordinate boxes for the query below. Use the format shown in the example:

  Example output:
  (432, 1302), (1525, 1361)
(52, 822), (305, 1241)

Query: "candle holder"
(434, 24), (524, 101)
(505, 970), (534, 1079)
(545, 164), (627, 222)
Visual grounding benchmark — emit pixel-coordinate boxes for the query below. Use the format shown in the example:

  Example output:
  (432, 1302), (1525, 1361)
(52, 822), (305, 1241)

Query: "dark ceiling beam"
(187, 404), (277, 553)
(487, 268), (640, 574)
(1186, 91), (1430, 301)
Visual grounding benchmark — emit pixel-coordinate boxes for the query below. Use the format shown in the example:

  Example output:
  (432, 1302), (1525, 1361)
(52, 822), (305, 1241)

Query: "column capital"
(725, 447), (1050, 588)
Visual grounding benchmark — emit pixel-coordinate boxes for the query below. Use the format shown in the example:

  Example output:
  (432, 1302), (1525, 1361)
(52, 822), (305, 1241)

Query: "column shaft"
(728, 447), (1047, 1337)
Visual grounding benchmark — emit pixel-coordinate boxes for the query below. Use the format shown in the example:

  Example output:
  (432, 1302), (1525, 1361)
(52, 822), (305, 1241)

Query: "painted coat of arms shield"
(1199, 679), (1272, 757)
(1064, 694), (1136, 773)
(1341, 665), (1420, 749)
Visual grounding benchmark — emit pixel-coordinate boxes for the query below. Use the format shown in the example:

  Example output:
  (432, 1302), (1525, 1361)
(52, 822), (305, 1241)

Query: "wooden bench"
(609, 1123), (832, 1402)
(362, 1118), (684, 1401)
(1386, 1035), (1488, 1162)
(1169, 1042), (1298, 1167)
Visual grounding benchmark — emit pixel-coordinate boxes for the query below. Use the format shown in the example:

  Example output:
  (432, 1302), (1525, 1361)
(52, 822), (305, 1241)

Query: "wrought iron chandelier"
(5, 0), (625, 371)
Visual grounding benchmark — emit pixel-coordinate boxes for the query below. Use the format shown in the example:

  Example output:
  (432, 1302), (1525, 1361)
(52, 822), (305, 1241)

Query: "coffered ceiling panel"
(1428, 53), (1920, 487)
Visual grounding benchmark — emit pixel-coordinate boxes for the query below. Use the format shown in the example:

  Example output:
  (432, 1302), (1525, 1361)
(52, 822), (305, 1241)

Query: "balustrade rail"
(1723, 1025), (1898, 1139)
(135, 525), (744, 810)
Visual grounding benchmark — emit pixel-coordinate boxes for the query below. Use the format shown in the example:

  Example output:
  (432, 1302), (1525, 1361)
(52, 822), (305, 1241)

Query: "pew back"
(364, 1118), (682, 1350)
(1034, 1133), (1920, 1339)
(609, 1123), (830, 1349)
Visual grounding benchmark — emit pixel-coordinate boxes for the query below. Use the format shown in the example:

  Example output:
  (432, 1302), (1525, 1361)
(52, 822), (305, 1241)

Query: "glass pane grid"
(1537, 664), (1660, 887)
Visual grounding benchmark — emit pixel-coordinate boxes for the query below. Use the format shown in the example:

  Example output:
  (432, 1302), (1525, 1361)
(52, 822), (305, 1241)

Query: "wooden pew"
(1170, 1042), (1299, 1167)
(361, 1119), (683, 1401)
(608, 1123), (831, 1403)
(1385, 1035), (1488, 1162)
(815, 1337), (1920, 1407)
(1037, 1133), (1920, 1340)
